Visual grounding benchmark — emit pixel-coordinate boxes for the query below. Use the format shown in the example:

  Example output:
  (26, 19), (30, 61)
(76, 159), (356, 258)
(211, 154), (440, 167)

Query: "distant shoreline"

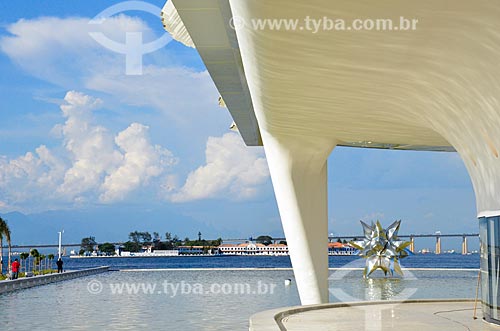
(68, 252), (479, 259)
(69, 254), (217, 258)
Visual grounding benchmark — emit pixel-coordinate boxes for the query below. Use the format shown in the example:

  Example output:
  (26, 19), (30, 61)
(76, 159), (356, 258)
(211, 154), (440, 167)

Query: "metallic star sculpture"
(350, 220), (411, 278)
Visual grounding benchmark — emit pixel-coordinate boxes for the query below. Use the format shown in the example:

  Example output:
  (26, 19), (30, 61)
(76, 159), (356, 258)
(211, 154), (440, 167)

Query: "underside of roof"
(156, 0), (500, 153)
(162, 0), (262, 146)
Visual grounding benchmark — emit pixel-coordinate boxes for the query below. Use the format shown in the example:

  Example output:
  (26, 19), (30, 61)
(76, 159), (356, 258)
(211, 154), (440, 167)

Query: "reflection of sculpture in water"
(350, 220), (411, 278)
(364, 278), (403, 300)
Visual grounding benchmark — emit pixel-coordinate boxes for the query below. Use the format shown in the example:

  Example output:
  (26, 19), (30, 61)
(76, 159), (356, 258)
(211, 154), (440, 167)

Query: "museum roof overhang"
(159, 0), (487, 153)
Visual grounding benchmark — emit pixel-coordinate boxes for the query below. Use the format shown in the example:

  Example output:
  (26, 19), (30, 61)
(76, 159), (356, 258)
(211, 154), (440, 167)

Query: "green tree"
(123, 241), (141, 252)
(153, 232), (161, 248)
(129, 231), (141, 244)
(39, 254), (46, 273)
(0, 217), (12, 275)
(129, 231), (152, 245)
(140, 232), (152, 245)
(20, 252), (29, 273)
(48, 254), (55, 271)
(279, 240), (287, 245)
(98, 242), (116, 256)
(256, 235), (273, 246)
(162, 232), (174, 250)
(81, 236), (97, 253)
(152, 233), (160, 250)
(30, 249), (40, 272)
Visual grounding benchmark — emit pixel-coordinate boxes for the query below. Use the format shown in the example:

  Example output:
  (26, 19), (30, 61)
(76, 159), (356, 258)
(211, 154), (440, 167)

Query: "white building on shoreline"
(217, 242), (289, 256)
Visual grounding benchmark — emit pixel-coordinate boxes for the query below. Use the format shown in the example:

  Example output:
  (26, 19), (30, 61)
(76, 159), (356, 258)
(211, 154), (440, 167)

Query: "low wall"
(0, 266), (109, 294)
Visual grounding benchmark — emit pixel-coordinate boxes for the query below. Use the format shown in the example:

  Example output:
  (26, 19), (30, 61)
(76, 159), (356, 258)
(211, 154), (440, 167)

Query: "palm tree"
(4, 226), (11, 275)
(0, 222), (3, 275)
(19, 252), (29, 274)
(48, 254), (54, 272)
(39, 255), (46, 273)
(0, 217), (11, 276)
(30, 249), (40, 274)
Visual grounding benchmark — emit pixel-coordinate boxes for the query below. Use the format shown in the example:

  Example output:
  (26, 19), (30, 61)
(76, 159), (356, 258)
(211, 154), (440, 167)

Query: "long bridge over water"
(3, 233), (478, 255)
(224, 233), (480, 255)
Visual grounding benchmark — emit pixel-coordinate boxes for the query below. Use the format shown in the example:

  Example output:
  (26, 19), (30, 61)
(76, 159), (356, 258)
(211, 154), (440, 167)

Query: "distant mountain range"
(0, 205), (220, 246)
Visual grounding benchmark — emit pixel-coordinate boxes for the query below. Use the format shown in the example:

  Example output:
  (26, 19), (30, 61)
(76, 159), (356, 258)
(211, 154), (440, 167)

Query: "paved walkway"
(250, 300), (500, 331)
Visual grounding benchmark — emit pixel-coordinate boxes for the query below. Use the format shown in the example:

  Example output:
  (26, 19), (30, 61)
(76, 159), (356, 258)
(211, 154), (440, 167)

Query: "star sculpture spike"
(350, 220), (411, 277)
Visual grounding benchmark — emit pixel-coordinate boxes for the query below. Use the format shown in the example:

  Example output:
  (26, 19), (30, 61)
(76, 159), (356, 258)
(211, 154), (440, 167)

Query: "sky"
(0, 1), (478, 250)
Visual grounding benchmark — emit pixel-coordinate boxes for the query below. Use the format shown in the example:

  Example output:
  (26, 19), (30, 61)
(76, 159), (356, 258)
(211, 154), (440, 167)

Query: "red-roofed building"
(328, 242), (357, 256)
(217, 241), (288, 256)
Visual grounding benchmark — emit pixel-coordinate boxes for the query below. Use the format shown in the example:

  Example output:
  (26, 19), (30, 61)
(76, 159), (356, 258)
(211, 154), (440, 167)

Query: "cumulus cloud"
(0, 146), (63, 206)
(0, 15), (268, 209)
(56, 91), (122, 199)
(100, 123), (177, 202)
(169, 133), (270, 202)
(0, 15), (220, 125)
(0, 91), (177, 211)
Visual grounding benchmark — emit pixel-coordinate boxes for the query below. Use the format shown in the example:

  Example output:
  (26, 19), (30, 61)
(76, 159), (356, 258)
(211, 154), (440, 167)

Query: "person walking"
(56, 258), (63, 273)
(11, 258), (20, 279)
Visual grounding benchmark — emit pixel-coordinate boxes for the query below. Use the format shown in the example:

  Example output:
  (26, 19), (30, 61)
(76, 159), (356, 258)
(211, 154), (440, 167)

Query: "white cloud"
(85, 66), (217, 124)
(0, 16), (263, 209)
(0, 16), (220, 125)
(0, 16), (155, 87)
(100, 122), (177, 202)
(35, 145), (67, 187)
(169, 133), (269, 202)
(0, 145), (64, 209)
(0, 91), (177, 211)
(57, 91), (122, 199)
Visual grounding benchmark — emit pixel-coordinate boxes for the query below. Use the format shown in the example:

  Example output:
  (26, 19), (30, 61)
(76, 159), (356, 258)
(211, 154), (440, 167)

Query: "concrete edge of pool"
(248, 299), (500, 331)
(0, 266), (109, 294)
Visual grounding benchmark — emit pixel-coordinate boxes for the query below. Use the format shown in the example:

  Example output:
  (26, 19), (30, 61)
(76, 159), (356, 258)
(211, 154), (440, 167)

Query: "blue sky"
(0, 1), (478, 250)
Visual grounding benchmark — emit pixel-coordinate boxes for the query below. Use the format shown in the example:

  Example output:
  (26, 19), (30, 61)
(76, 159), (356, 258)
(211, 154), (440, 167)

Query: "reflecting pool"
(0, 269), (479, 330)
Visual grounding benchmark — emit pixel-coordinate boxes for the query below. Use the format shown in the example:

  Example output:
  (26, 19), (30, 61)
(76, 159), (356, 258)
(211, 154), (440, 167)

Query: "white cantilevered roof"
(161, 0), (262, 146)
(160, 0), (494, 152)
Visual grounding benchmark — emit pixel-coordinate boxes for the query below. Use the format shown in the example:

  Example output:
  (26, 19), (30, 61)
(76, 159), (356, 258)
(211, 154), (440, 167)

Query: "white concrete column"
(228, 0), (336, 305)
(420, 92), (500, 322)
(261, 132), (336, 305)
